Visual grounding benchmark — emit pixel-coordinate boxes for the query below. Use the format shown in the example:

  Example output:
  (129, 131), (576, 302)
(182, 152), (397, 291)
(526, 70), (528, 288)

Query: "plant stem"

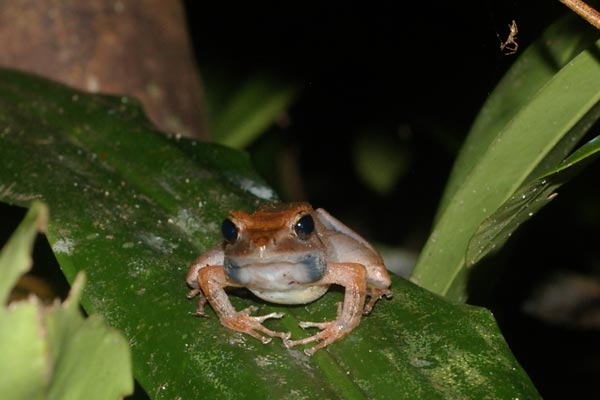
(560, 0), (600, 29)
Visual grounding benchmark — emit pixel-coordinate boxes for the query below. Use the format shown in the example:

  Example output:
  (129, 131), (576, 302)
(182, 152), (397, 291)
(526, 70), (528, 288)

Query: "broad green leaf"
(0, 69), (539, 399)
(411, 20), (600, 301)
(467, 135), (600, 266)
(204, 69), (297, 148)
(0, 202), (133, 400)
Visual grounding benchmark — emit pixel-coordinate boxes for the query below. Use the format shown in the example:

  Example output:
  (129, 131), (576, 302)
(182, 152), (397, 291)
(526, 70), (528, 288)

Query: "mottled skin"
(186, 202), (392, 355)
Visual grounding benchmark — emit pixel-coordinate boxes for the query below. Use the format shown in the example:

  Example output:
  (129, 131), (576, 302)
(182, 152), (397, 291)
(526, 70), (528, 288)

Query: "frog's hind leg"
(363, 286), (392, 315)
(187, 287), (209, 316)
(194, 292), (209, 316)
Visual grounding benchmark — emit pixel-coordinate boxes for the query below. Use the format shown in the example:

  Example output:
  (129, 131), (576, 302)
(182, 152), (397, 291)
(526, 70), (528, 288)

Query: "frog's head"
(221, 202), (327, 290)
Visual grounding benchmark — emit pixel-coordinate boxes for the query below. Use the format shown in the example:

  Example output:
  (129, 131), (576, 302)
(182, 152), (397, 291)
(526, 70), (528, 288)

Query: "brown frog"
(186, 202), (392, 355)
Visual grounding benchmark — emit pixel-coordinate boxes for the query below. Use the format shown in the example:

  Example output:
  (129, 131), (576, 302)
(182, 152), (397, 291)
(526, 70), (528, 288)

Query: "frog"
(186, 202), (392, 356)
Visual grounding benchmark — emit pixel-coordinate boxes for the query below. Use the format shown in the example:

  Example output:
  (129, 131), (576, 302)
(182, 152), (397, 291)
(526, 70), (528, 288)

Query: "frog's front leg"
(197, 265), (291, 344)
(284, 263), (367, 356)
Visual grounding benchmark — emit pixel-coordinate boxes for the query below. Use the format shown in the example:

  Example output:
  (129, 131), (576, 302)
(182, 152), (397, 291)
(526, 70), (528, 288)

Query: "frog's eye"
(221, 218), (239, 243)
(294, 214), (314, 240)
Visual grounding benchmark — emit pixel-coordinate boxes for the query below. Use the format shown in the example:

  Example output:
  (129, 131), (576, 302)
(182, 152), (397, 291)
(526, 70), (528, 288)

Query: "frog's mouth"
(223, 253), (327, 291)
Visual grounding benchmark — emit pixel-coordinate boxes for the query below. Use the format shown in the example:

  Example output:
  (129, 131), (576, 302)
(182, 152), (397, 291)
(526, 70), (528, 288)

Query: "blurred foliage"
(203, 68), (297, 148)
(0, 202), (133, 400)
(352, 129), (412, 195)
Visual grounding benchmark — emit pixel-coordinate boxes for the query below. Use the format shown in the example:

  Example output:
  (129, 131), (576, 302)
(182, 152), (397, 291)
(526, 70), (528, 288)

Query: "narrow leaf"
(436, 15), (599, 220)
(467, 135), (600, 266)
(205, 70), (297, 148)
(411, 24), (600, 301)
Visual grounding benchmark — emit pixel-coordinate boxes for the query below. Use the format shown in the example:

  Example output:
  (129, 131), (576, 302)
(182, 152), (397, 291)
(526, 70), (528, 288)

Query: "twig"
(560, 0), (600, 30)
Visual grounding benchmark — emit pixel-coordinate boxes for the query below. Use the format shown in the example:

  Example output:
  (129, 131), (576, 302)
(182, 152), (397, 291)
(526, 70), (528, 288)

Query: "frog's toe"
(363, 287), (392, 314)
(239, 305), (259, 316)
(283, 320), (334, 348)
(249, 315), (289, 340)
(192, 309), (206, 317)
(258, 335), (273, 344)
(298, 320), (332, 329)
(253, 324), (290, 342)
(191, 293), (208, 316)
(253, 312), (285, 323)
(240, 327), (277, 344)
(223, 313), (289, 344)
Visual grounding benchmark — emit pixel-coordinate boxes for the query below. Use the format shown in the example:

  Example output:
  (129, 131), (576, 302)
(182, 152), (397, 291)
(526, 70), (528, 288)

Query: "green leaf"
(0, 202), (49, 398)
(0, 69), (539, 399)
(411, 17), (600, 301)
(0, 202), (133, 400)
(204, 69), (297, 148)
(467, 135), (600, 266)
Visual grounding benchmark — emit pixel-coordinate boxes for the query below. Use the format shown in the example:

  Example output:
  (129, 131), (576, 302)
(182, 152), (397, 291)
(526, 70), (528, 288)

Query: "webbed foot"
(222, 306), (291, 344)
(283, 303), (349, 356)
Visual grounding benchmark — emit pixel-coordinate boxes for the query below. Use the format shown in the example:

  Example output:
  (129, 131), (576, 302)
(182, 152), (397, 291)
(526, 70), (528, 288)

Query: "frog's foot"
(363, 287), (392, 315)
(284, 303), (350, 356)
(187, 289), (209, 317)
(221, 306), (291, 344)
(284, 319), (351, 356)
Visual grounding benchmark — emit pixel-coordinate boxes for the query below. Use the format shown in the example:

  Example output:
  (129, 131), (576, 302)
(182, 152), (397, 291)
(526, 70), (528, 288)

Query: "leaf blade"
(467, 134), (600, 266)
(205, 71), (297, 148)
(411, 32), (600, 301)
(0, 68), (540, 399)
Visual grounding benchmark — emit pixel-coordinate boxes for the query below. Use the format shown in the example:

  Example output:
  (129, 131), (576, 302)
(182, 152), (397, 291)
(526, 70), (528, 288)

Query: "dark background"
(184, 1), (600, 398)
(185, 1), (568, 242)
